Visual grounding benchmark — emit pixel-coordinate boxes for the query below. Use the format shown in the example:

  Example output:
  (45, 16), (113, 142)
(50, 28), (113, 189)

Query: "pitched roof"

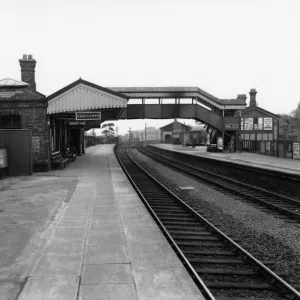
(159, 121), (191, 130)
(241, 105), (279, 119)
(0, 78), (29, 87)
(47, 78), (128, 101)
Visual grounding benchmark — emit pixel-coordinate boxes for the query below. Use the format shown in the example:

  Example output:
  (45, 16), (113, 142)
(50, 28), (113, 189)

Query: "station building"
(239, 89), (279, 156)
(0, 55), (128, 175)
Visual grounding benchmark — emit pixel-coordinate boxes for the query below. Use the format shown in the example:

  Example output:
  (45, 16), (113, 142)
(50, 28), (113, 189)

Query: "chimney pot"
(23, 54), (27, 59)
(28, 54), (33, 59)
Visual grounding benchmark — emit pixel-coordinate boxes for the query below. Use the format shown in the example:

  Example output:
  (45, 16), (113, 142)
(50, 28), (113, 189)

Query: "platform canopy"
(47, 78), (128, 114)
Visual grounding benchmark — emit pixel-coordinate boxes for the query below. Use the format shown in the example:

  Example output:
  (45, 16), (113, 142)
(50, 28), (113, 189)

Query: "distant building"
(160, 120), (191, 144)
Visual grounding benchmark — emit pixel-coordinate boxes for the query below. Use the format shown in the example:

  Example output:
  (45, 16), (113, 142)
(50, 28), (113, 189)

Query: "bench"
(67, 148), (77, 162)
(51, 151), (69, 170)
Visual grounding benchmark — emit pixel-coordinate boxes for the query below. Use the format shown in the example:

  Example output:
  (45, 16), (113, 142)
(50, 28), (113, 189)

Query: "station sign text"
(76, 112), (101, 121)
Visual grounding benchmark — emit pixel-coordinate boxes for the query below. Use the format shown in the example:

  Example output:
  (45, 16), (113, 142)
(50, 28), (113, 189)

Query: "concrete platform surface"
(153, 144), (300, 175)
(0, 173), (79, 300)
(16, 145), (205, 300)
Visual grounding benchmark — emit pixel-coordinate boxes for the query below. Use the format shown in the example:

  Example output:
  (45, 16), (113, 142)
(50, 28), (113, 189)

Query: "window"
(0, 114), (21, 129)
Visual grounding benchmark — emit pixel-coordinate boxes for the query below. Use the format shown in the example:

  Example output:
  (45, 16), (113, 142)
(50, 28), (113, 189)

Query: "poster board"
(293, 143), (300, 159)
(264, 118), (273, 130)
(0, 148), (8, 168)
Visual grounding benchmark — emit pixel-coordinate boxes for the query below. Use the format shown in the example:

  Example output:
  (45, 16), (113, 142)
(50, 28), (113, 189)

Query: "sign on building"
(223, 117), (240, 131)
(32, 136), (40, 152)
(58, 113), (76, 119)
(225, 124), (239, 129)
(76, 112), (101, 120)
(293, 143), (300, 160)
(264, 118), (273, 130)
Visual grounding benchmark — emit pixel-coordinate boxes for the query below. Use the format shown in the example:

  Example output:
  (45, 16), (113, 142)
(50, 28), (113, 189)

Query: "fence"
(242, 140), (300, 159)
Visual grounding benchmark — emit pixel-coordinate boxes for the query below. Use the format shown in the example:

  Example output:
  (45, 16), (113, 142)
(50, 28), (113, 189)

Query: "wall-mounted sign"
(293, 142), (300, 160)
(76, 112), (101, 121)
(264, 118), (273, 130)
(32, 136), (40, 152)
(225, 124), (239, 129)
(58, 113), (76, 119)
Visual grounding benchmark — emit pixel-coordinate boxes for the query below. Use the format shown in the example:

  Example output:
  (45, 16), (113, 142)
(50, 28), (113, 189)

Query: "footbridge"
(111, 87), (246, 131)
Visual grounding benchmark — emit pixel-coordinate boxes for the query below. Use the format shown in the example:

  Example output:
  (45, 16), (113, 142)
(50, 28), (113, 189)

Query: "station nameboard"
(225, 124), (239, 129)
(76, 112), (101, 121)
(223, 117), (240, 131)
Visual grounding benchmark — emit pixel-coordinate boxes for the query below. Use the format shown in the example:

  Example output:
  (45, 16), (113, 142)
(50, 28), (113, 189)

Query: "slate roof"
(160, 121), (191, 131)
(0, 78), (29, 87)
(241, 105), (279, 119)
(0, 78), (45, 100)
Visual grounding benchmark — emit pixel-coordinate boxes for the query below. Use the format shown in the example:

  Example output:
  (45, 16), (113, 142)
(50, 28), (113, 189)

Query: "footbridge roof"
(110, 87), (246, 110)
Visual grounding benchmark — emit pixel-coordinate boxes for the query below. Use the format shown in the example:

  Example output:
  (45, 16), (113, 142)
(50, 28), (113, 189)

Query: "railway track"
(138, 146), (300, 224)
(116, 146), (300, 300)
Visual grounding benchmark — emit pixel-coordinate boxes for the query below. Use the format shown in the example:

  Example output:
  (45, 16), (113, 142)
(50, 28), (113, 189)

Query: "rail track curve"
(116, 145), (300, 300)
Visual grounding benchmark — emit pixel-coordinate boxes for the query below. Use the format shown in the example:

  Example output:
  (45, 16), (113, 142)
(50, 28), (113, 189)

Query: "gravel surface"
(129, 149), (300, 290)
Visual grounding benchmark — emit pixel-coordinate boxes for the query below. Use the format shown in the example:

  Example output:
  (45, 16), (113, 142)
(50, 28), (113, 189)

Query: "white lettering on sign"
(225, 124), (238, 129)
(76, 112), (101, 120)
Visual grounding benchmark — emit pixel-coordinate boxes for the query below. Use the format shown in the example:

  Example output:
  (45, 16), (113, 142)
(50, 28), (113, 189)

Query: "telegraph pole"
(128, 127), (131, 143)
(145, 123), (147, 142)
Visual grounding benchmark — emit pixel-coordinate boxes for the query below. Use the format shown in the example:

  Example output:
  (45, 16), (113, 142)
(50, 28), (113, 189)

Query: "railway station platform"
(153, 144), (300, 176)
(17, 144), (204, 300)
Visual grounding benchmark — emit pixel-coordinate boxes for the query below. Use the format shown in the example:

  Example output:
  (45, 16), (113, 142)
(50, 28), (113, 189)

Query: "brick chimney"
(249, 89), (257, 107)
(19, 54), (36, 90)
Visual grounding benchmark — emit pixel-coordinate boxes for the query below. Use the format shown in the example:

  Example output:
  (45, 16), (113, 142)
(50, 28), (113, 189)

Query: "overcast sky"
(1, 0), (299, 134)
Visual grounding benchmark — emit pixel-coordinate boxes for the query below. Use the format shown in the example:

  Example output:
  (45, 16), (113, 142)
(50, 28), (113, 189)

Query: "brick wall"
(0, 100), (50, 172)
